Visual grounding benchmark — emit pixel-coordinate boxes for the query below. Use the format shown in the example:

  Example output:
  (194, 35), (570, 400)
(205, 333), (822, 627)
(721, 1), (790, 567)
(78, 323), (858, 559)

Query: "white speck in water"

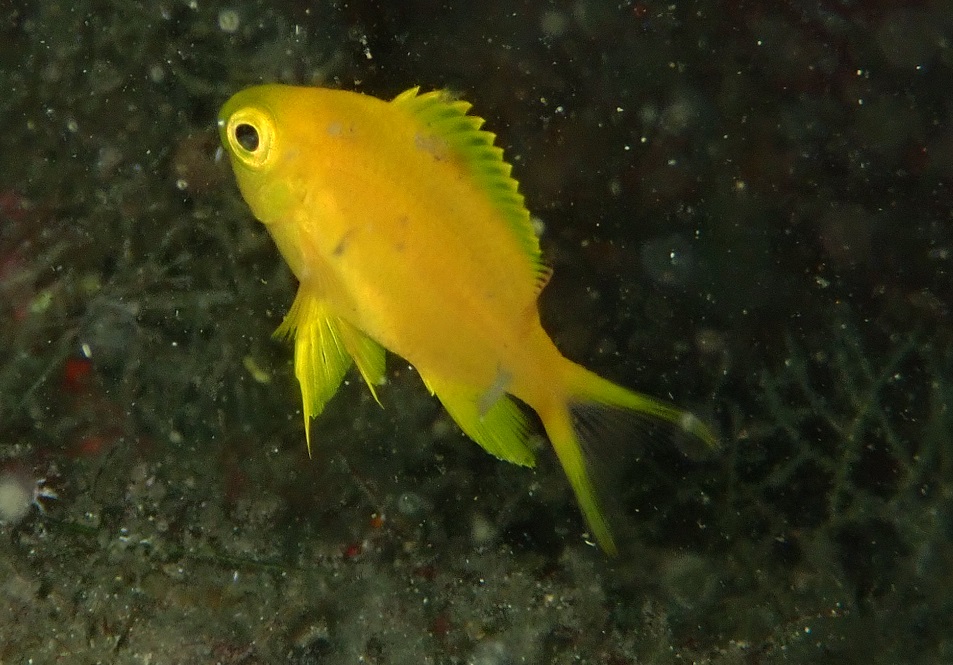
(218, 9), (240, 33)
(0, 474), (31, 524)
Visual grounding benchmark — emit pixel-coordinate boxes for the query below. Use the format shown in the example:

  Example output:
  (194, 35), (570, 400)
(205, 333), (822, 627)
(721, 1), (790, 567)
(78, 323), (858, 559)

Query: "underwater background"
(1, 1), (951, 662)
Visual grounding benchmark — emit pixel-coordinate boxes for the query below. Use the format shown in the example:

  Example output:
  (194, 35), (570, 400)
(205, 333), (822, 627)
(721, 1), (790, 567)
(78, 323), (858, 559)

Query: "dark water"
(1, 1), (950, 662)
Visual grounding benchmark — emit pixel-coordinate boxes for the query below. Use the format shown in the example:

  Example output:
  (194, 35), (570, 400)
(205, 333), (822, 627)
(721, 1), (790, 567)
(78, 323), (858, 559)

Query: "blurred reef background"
(1, 0), (952, 662)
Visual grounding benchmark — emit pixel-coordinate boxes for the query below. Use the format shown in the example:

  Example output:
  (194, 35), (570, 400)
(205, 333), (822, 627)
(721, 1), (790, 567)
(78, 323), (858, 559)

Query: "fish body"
(218, 84), (714, 553)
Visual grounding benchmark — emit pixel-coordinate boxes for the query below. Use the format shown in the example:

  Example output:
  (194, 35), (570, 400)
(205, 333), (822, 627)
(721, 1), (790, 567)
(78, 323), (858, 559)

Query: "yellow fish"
(217, 84), (715, 554)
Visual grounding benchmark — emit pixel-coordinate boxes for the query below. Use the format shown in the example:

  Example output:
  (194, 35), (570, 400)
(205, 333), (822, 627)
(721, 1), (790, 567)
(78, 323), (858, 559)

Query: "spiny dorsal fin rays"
(534, 264), (553, 296)
(391, 87), (547, 284)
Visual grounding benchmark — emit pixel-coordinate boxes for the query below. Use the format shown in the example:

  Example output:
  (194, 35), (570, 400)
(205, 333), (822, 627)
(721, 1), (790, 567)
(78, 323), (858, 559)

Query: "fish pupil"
(235, 123), (259, 152)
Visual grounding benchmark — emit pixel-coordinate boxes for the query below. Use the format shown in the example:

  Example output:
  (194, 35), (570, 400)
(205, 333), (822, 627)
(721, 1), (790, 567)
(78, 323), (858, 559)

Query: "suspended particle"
(218, 9), (240, 33)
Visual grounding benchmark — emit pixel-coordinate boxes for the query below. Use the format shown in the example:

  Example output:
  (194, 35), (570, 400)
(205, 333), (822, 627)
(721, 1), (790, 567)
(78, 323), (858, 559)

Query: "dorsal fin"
(391, 87), (546, 283)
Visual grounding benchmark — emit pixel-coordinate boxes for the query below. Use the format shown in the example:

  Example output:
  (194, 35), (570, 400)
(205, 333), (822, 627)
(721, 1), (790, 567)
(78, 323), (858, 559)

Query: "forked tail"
(538, 360), (717, 555)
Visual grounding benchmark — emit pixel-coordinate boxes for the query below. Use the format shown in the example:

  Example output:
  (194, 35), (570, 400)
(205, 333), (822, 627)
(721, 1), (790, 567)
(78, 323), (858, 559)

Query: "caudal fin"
(538, 361), (717, 555)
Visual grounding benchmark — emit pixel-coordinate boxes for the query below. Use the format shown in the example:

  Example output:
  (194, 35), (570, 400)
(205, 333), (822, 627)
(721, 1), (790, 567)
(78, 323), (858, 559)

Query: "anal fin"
(422, 373), (535, 467)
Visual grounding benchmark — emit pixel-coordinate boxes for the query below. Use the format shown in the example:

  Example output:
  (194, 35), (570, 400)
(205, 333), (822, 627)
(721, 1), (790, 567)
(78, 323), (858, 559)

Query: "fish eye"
(225, 106), (274, 168)
(235, 123), (259, 152)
